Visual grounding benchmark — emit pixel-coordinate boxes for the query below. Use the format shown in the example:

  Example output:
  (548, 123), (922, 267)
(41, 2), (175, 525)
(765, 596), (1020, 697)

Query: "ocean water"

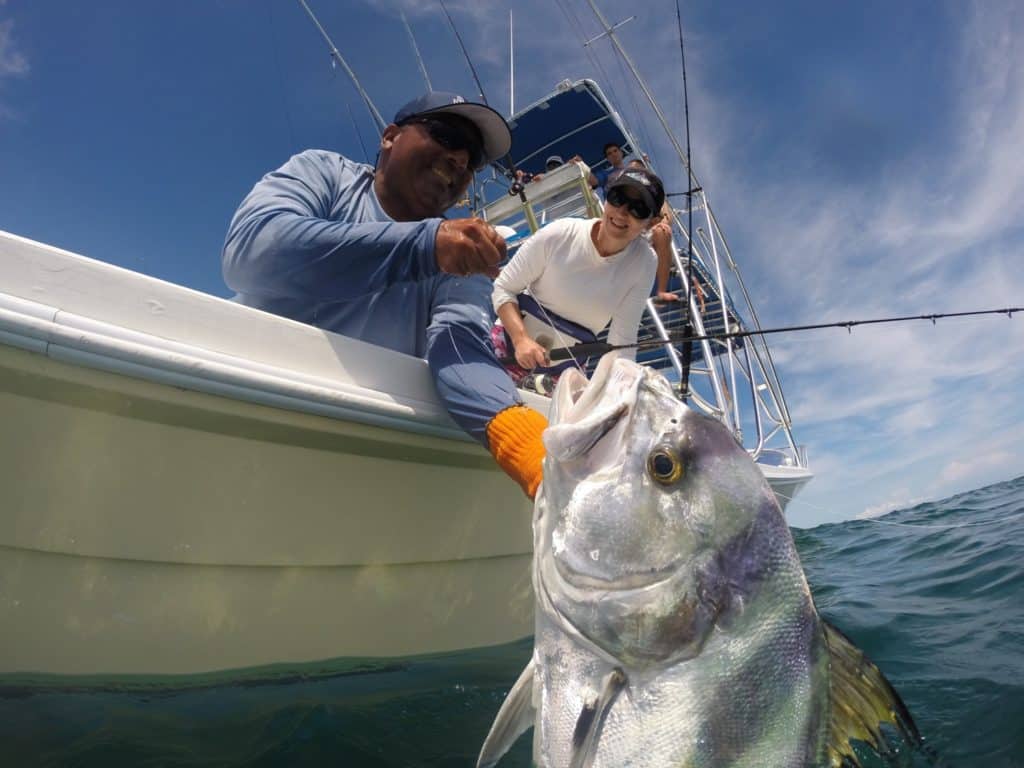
(2, 475), (1022, 767)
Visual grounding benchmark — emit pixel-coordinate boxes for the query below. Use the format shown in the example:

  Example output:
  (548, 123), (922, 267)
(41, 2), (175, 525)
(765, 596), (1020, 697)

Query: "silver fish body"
(478, 357), (920, 768)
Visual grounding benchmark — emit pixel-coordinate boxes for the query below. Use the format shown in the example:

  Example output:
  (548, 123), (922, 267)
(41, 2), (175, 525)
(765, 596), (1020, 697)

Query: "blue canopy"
(501, 80), (636, 177)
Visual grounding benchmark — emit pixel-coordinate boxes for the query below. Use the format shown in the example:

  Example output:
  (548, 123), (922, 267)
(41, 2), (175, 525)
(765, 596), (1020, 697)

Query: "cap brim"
(608, 179), (658, 214)
(420, 102), (512, 166)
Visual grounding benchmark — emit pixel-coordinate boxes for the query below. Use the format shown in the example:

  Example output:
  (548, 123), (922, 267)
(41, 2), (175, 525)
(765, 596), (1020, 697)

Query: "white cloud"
(0, 19), (27, 78)
(941, 450), (1016, 485)
(0, 16), (27, 120)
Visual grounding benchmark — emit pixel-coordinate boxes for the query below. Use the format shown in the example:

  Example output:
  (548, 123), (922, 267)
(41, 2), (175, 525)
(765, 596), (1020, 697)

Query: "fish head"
(537, 356), (786, 668)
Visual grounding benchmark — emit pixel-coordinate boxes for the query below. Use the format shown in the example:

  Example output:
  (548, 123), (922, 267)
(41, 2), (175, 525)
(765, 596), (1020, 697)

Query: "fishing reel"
(508, 170), (534, 196)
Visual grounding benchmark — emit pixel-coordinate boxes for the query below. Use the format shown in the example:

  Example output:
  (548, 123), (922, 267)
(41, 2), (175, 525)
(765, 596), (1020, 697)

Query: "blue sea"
(3, 475), (1022, 767)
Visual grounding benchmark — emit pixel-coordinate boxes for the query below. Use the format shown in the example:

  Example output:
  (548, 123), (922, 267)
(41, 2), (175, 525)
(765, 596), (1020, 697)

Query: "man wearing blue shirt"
(588, 142), (627, 196)
(222, 92), (546, 498)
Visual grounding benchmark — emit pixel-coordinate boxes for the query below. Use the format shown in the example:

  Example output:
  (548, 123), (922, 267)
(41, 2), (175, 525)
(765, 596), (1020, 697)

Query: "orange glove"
(487, 405), (548, 499)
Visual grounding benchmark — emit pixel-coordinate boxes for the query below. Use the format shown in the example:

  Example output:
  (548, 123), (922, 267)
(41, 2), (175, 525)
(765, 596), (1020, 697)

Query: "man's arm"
(222, 150), (441, 302)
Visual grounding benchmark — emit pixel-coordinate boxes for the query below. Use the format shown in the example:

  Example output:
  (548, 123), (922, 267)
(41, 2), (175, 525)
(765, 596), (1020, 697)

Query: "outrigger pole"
(438, 0), (488, 105)
(545, 307), (1023, 362)
(296, 0), (387, 132)
(401, 11), (433, 92)
(509, 10), (515, 116)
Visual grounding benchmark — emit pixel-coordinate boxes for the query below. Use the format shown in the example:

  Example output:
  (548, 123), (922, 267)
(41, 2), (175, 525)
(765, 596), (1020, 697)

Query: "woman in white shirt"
(491, 167), (665, 384)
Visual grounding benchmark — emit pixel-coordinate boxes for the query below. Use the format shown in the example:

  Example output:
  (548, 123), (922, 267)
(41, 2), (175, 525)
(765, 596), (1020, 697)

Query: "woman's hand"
(514, 336), (550, 370)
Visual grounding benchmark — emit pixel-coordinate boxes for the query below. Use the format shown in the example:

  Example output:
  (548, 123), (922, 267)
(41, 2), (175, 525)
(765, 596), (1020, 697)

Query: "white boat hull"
(0, 342), (537, 677)
(0, 230), (807, 680)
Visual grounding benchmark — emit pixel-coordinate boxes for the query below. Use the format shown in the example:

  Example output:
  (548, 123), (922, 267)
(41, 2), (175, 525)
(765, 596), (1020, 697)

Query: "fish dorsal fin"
(823, 620), (923, 767)
(568, 667), (627, 768)
(477, 659), (536, 768)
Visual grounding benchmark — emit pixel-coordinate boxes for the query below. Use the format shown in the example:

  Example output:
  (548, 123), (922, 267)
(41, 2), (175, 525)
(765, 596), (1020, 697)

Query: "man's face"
(378, 115), (479, 220)
(604, 145), (624, 166)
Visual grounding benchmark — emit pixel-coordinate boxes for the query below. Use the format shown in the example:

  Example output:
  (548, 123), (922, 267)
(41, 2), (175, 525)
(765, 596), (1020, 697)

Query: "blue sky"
(1, 0), (1021, 527)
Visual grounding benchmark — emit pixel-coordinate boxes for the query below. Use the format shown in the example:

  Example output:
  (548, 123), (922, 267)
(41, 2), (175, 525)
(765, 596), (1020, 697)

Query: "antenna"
(509, 10), (515, 115)
(295, 0), (387, 132)
(401, 10), (433, 92)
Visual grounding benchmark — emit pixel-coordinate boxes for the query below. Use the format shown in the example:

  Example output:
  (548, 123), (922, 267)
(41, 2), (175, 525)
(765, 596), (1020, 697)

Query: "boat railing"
(479, 162), (602, 240)
(634, 186), (807, 470)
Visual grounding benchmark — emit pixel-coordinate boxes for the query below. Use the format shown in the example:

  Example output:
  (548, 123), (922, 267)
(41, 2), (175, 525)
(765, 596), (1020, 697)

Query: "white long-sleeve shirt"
(492, 218), (657, 354)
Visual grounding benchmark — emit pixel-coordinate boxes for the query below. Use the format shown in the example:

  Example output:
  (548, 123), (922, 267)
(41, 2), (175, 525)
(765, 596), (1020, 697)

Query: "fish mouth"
(552, 558), (685, 592)
(551, 356), (643, 427)
(544, 357), (644, 462)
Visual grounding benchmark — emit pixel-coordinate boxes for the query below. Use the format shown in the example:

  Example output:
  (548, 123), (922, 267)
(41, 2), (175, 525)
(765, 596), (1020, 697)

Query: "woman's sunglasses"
(399, 116), (485, 171)
(606, 186), (653, 219)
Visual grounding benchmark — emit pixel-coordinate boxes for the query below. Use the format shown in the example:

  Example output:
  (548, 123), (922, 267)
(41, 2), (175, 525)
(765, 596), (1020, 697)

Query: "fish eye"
(647, 446), (683, 485)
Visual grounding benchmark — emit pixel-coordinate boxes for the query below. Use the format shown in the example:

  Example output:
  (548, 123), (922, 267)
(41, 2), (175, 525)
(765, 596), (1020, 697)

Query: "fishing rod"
(534, 307), (1021, 362)
(675, 0), (695, 402)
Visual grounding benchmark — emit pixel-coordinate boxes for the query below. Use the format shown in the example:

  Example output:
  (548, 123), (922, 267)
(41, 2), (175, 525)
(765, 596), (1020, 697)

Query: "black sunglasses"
(606, 186), (653, 219)
(400, 116), (485, 171)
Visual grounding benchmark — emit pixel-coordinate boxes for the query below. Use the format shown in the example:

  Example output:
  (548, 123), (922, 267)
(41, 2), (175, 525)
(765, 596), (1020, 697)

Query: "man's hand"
(436, 218), (507, 279)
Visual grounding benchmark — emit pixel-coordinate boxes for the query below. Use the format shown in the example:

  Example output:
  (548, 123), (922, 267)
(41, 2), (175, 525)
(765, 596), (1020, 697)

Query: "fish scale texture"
(533, 567), (824, 766)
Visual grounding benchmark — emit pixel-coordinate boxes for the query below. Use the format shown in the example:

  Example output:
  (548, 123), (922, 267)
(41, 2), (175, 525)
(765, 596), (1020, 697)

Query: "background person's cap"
(605, 167), (665, 215)
(545, 155), (564, 168)
(394, 91), (512, 166)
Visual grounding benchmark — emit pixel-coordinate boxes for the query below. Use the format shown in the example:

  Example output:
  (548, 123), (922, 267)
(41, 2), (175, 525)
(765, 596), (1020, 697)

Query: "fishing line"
(518, 283), (597, 381)
(267, 1), (298, 148)
(862, 514), (1024, 530)
(345, 101), (370, 164)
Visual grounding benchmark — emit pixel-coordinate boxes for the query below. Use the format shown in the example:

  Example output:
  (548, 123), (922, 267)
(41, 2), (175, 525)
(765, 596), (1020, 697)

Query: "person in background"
(222, 91), (547, 499)
(492, 167), (665, 386)
(544, 154), (565, 173)
(588, 142), (628, 196)
(525, 154), (567, 184)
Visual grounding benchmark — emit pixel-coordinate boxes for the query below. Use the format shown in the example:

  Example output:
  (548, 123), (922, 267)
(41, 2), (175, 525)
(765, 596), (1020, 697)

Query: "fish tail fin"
(823, 620), (923, 768)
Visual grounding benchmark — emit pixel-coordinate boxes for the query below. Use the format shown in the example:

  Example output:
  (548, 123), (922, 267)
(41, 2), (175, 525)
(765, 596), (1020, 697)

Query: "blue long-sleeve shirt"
(222, 149), (520, 443)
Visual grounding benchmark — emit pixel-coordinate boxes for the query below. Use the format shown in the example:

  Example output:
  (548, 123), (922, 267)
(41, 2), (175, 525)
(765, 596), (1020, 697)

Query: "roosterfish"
(478, 357), (922, 768)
